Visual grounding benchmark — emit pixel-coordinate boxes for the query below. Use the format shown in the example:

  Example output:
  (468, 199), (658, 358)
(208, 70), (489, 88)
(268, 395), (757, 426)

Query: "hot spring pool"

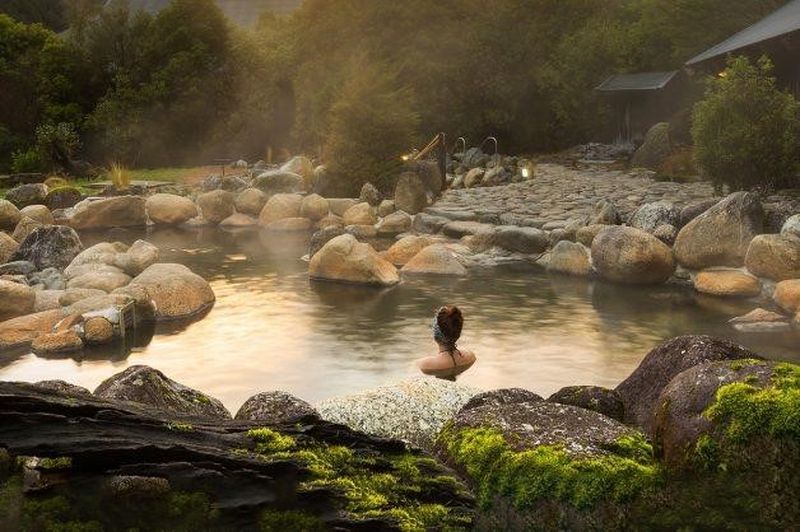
(0, 226), (797, 412)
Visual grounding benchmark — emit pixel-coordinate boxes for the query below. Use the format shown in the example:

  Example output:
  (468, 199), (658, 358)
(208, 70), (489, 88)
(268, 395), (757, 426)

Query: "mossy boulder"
(615, 335), (759, 434)
(436, 400), (660, 530)
(44, 186), (82, 210)
(548, 385), (625, 422)
(94, 365), (231, 420)
(652, 360), (800, 527)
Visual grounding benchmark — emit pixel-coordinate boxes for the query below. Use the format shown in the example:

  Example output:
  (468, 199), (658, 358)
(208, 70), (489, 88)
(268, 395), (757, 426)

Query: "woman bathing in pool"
(416, 305), (476, 379)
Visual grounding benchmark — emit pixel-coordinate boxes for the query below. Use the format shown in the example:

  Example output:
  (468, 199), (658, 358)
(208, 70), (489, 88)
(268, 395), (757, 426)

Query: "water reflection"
(0, 226), (798, 412)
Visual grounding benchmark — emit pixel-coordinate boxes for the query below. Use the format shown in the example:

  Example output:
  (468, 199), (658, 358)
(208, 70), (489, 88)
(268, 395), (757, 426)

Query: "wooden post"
(437, 132), (447, 192)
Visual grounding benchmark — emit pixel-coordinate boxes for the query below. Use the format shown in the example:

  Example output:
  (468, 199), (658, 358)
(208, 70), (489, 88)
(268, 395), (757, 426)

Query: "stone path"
(428, 164), (718, 229)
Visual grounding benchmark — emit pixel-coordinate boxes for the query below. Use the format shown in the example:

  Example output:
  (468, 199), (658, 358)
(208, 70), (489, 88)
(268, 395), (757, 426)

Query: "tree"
(323, 59), (420, 196)
(691, 56), (800, 192)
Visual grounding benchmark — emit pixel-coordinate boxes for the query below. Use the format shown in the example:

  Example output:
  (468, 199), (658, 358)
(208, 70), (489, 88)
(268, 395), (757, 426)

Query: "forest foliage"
(0, 0), (787, 174)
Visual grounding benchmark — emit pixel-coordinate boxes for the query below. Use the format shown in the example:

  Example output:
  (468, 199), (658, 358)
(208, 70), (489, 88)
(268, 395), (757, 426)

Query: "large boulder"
(653, 359), (785, 469)
(629, 201), (680, 233)
(258, 193), (302, 224)
(67, 269), (131, 292)
(235, 391), (318, 423)
(94, 365), (231, 420)
(317, 377), (478, 451)
(693, 268), (761, 298)
(11, 225), (83, 270)
(299, 193), (329, 221)
(630, 122), (671, 169)
(547, 240), (592, 277)
(128, 263), (215, 320)
(309, 226), (346, 258)
(65, 240), (158, 278)
(375, 210), (412, 236)
(70, 196), (147, 230)
(197, 190), (234, 224)
(234, 188), (268, 216)
(679, 199), (718, 228)
(402, 244), (467, 276)
(0, 232), (19, 263)
(744, 233), (800, 281)
(327, 198), (358, 217)
(0, 309), (64, 349)
(547, 385), (624, 422)
(342, 202), (377, 226)
(31, 330), (83, 354)
(673, 192), (764, 270)
(382, 235), (434, 266)
(20, 204), (54, 225)
(394, 172), (427, 215)
(615, 335), (759, 434)
(591, 226), (675, 284)
(0, 199), (22, 230)
(309, 234), (399, 286)
(774, 279), (800, 314)
(492, 226), (548, 254)
(12, 216), (43, 243)
(254, 170), (305, 196)
(5, 183), (47, 209)
(145, 193), (198, 225)
(0, 279), (35, 321)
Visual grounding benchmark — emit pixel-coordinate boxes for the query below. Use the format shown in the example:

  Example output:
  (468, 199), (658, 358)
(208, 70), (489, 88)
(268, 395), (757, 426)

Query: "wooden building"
(595, 71), (684, 145)
(686, 0), (800, 95)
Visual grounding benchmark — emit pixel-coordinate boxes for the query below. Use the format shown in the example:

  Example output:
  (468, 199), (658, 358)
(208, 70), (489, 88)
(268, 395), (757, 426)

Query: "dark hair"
(436, 305), (463, 346)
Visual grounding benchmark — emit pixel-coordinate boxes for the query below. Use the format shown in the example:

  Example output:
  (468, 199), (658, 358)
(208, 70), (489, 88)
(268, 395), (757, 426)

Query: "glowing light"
(401, 154), (410, 161)
(521, 168), (530, 179)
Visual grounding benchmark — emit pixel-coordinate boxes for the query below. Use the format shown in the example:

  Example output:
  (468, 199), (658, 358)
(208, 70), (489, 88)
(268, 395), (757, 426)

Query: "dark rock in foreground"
(458, 387), (543, 413)
(548, 385), (625, 422)
(0, 380), (474, 530)
(615, 335), (760, 434)
(235, 391), (319, 423)
(94, 365), (231, 420)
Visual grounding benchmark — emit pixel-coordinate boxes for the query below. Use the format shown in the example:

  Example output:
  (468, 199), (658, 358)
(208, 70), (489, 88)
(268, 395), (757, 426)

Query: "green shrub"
(691, 56), (800, 192)
(10, 148), (46, 173)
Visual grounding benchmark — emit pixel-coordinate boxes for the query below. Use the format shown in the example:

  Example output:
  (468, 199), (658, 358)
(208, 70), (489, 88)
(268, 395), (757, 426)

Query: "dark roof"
(104, 0), (301, 25)
(595, 71), (679, 93)
(687, 0), (800, 66)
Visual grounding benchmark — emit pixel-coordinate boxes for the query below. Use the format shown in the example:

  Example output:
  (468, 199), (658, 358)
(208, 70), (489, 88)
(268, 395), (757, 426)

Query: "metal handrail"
(452, 137), (467, 155)
(479, 136), (498, 155)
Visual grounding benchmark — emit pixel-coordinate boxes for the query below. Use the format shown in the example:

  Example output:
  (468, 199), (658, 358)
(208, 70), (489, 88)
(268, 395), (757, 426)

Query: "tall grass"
(109, 162), (131, 190)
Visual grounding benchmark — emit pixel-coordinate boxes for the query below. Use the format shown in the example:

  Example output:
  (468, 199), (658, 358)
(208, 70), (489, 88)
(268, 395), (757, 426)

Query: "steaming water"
(0, 226), (798, 412)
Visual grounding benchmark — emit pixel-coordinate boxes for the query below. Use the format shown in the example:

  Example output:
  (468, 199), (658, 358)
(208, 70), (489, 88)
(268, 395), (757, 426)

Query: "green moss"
(194, 394), (211, 405)
(728, 358), (765, 371)
(704, 362), (800, 445)
(247, 428), (296, 453)
(693, 434), (720, 471)
(38, 457), (73, 470)
(250, 437), (470, 530)
(439, 426), (661, 510)
(165, 422), (194, 432)
(259, 509), (325, 531)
